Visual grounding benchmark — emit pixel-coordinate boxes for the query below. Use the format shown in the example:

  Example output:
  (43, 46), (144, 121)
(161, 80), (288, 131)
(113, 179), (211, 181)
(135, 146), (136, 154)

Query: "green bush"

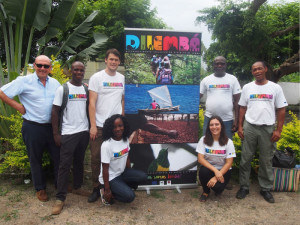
(198, 107), (204, 137)
(277, 111), (300, 163)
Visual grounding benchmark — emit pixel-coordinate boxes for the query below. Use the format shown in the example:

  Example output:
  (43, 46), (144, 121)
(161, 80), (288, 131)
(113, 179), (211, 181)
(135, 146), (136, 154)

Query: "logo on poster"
(126, 33), (200, 54)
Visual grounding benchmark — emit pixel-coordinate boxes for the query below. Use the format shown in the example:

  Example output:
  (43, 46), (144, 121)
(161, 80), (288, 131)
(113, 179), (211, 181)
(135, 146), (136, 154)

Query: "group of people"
(151, 54), (173, 84)
(0, 50), (287, 215)
(0, 49), (147, 215)
(198, 56), (287, 203)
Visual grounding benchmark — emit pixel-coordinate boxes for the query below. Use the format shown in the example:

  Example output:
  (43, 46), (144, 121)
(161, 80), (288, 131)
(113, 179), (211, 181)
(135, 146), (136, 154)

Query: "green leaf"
(57, 10), (99, 55)
(77, 32), (108, 58)
(2, 0), (24, 20)
(29, 0), (52, 31)
(44, 46), (60, 58)
(37, 0), (79, 46)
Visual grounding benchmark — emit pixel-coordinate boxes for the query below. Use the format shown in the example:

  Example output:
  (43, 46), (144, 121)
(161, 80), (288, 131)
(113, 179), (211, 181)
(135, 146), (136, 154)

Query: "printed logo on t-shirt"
(68, 94), (87, 101)
(249, 94), (273, 101)
(113, 147), (129, 158)
(103, 82), (123, 88)
(205, 148), (226, 155)
(209, 84), (230, 89)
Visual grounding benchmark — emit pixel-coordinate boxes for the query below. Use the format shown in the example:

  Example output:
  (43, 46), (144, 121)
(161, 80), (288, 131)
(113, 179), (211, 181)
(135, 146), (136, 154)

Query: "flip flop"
(200, 193), (209, 202)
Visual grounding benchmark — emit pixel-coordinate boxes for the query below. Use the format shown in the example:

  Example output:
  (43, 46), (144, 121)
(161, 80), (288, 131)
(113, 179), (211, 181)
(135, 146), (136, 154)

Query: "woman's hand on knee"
(207, 177), (217, 188)
(214, 170), (224, 183)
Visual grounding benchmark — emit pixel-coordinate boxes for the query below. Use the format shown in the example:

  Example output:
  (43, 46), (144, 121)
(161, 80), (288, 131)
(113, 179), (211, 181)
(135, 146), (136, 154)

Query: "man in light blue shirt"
(0, 55), (60, 202)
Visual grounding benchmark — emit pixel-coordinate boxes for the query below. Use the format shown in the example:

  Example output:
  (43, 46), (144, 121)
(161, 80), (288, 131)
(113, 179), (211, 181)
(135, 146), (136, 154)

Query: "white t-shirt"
(196, 137), (236, 170)
(200, 73), (241, 121)
(53, 82), (89, 135)
(99, 138), (130, 184)
(88, 70), (124, 127)
(238, 81), (288, 125)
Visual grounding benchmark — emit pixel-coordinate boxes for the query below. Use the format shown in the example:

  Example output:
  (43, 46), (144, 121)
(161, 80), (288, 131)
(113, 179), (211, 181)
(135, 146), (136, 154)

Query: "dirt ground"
(0, 175), (299, 225)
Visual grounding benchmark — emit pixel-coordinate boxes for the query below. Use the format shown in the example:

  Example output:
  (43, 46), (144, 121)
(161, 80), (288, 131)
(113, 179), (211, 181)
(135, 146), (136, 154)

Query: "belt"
(23, 118), (52, 127)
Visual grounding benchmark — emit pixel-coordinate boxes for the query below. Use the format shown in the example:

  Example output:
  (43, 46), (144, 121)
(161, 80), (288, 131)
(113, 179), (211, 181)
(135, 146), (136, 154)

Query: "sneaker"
(72, 188), (90, 197)
(236, 188), (249, 199)
(52, 200), (64, 215)
(100, 188), (111, 205)
(260, 191), (275, 203)
(88, 186), (100, 203)
(36, 190), (49, 202)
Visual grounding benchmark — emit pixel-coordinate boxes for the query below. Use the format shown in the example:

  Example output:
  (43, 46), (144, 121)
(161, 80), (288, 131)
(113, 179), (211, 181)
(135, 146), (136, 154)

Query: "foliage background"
(196, 0), (299, 82)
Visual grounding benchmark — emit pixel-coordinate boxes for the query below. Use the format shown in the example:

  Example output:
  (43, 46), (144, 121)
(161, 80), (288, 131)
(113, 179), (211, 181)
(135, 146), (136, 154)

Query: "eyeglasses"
(35, 64), (50, 69)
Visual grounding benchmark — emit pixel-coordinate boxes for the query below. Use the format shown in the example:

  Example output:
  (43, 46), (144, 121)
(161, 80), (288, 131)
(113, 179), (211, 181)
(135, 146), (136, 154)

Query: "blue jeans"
(203, 116), (233, 139)
(108, 168), (147, 203)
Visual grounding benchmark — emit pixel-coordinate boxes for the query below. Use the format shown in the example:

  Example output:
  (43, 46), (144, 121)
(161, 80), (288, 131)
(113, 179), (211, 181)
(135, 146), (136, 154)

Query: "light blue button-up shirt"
(1, 73), (60, 123)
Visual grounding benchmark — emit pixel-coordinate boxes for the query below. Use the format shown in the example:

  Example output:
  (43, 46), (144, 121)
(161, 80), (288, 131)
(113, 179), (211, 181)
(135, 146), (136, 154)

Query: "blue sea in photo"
(125, 84), (199, 114)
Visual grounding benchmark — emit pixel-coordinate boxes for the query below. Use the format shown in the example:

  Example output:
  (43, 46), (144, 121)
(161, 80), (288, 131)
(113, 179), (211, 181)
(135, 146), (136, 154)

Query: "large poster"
(124, 28), (201, 187)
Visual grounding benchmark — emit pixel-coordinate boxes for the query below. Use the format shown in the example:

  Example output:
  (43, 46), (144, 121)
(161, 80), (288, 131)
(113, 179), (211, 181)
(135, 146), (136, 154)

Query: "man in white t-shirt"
(51, 61), (90, 215)
(236, 61), (288, 203)
(200, 56), (241, 139)
(88, 49), (125, 202)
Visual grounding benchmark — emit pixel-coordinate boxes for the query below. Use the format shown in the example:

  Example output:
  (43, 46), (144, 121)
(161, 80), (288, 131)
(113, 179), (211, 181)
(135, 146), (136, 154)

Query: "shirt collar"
(34, 72), (49, 82)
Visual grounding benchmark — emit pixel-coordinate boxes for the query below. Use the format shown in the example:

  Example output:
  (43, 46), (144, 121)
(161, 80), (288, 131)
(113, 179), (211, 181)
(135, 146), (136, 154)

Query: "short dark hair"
(204, 116), (228, 146)
(71, 61), (84, 69)
(105, 48), (121, 60)
(252, 61), (267, 68)
(102, 114), (130, 141)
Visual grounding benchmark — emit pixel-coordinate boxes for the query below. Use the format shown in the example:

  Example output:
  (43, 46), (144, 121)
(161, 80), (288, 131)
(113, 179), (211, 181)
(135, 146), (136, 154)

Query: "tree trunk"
(268, 50), (300, 83)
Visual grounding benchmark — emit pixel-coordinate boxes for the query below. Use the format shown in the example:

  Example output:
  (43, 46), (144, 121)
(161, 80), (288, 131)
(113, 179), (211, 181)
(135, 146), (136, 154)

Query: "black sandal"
(200, 193), (209, 202)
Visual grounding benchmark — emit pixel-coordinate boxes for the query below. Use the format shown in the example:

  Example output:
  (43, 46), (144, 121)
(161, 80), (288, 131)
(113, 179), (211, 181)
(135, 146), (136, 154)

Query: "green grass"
(149, 190), (166, 201)
(8, 191), (22, 202)
(0, 187), (9, 196)
(0, 210), (19, 222)
(190, 190), (200, 199)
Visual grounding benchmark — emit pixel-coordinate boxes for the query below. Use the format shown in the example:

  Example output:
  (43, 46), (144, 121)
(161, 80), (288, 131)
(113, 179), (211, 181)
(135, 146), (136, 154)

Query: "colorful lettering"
(125, 32), (201, 54)
(209, 84), (230, 89)
(179, 36), (189, 51)
(126, 35), (140, 50)
(205, 148), (226, 155)
(103, 82), (123, 87)
(68, 94), (87, 99)
(250, 94), (273, 99)
(113, 147), (129, 157)
(163, 36), (178, 51)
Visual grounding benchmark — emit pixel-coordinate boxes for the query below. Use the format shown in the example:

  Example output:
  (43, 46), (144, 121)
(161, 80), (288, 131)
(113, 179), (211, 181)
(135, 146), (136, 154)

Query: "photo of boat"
(138, 85), (180, 115)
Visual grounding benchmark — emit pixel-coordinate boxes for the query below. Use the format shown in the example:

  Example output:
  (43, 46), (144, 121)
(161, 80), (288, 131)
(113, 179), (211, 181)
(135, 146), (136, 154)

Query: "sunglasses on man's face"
(35, 64), (50, 69)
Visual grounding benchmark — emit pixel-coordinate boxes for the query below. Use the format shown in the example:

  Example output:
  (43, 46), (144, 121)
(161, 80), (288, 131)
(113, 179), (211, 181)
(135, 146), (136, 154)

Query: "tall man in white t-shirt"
(51, 61), (90, 214)
(236, 61), (287, 203)
(200, 56), (241, 139)
(88, 49), (125, 202)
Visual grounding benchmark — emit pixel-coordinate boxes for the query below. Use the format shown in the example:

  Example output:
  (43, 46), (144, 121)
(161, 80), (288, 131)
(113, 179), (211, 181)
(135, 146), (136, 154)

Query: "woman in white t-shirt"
(99, 114), (147, 205)
(196, 116), (236, 202)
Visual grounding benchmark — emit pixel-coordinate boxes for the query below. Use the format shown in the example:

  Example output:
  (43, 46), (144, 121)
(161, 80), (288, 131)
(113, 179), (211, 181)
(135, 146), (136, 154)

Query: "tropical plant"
(196, 0), (299, 82)
(0, 0), (106, 138)
(0, 0), (107, 83)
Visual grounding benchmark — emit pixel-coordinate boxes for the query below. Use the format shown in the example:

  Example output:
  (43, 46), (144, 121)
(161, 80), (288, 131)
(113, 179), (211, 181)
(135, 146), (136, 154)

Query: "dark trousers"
(106, 168), (147, 203)
(21, 121), (60, 191)
(56, 131), (89, 201)
(199, 166), (231, 194)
